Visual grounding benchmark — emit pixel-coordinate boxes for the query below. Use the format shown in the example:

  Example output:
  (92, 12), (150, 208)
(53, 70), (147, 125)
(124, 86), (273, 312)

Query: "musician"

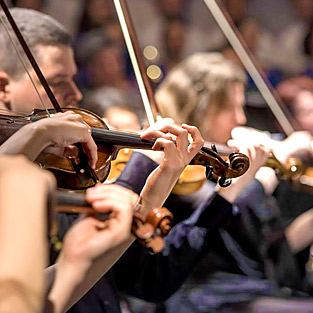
(0, 8), (272, 313)
(0, 154), (140, 313)
(147, 53), (313, 312)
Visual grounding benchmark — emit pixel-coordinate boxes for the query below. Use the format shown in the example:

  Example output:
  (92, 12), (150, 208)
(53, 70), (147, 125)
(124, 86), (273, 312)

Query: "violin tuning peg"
(218, 175), (232, 187)
(206, 165), (214, 180)
(211, 143), (217, 153)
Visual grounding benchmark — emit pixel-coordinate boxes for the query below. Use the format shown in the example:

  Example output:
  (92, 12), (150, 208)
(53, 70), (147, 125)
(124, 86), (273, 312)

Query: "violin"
(202, 0), (313, 194)
(0, 108), (250, 189)
(0, 0), (172, 254)
(110, 0), (251, 192)
(54, 190), (173, 253)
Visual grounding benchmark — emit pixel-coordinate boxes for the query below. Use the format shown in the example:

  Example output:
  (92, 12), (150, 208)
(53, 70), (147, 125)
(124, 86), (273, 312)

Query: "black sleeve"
(115, 152), (158, 194)
(114, 193), (233, 302)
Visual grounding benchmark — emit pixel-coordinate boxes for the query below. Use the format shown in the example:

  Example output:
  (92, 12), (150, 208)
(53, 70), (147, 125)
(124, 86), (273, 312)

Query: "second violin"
(0, 108), (250, 190)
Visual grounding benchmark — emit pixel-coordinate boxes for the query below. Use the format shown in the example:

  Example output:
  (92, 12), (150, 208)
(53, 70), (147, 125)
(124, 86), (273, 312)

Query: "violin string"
(0, 10), (50, 116)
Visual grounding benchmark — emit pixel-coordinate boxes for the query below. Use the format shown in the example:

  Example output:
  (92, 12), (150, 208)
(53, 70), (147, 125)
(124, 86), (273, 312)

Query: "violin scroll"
(190, 146), (250, 187)
(132, 207), (173, 253)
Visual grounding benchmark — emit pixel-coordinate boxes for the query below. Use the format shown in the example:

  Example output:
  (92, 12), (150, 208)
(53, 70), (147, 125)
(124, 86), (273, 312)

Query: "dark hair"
(0, 8), (72, 79)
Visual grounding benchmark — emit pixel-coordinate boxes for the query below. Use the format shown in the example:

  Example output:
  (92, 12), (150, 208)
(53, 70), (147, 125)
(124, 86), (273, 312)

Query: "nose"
(71, 81), (83, 103)
(234, 106), (247, 126)
(65, 81), (83, 108)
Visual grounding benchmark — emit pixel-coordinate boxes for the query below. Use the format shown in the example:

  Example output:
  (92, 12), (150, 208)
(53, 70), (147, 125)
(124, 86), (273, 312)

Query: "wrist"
(56, 254), (91, 287)
(27, 122), (53, 155)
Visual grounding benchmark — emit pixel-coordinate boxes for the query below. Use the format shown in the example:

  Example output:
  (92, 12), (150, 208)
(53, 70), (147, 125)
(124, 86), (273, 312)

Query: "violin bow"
(202, 0), (298, 136)
(0, 0), (99, 186)
(113, 0), (160, 126)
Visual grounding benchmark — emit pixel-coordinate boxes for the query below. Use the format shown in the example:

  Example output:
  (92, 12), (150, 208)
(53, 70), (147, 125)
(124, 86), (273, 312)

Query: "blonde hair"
(156, 52), (246, 132)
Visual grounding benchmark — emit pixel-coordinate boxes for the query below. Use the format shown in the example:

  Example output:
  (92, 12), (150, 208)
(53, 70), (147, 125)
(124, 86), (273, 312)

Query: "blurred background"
(7, 0), (313, 132)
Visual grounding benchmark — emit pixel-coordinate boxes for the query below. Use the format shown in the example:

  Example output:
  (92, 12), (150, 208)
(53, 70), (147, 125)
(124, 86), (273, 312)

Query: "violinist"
(0, 155), (143, 313)
(0, 8), (270, 313)
(137, 53), (313, 312)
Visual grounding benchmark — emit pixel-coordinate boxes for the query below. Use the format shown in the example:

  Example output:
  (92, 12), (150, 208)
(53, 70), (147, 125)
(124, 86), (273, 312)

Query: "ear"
(0, 70), (10, 107)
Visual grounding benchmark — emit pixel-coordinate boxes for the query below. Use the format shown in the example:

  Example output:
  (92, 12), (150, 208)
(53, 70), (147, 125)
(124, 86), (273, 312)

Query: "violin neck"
(203, 142), (234, 156)
(0, 115), (30, 145)
(56, 190), (89, 207)
(56, 190), (109, 218)
(92, 128), (155, 150)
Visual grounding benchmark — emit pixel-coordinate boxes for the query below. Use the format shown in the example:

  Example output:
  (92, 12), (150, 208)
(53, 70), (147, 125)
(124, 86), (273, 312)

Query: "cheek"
(10, 85), (39, 113)
(299, 116), (313, 132)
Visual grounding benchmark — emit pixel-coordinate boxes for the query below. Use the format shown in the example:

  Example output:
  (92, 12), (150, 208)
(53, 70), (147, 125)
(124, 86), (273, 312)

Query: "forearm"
(0, 171), (48, 313)
(140, 166), (181, 216)
(0, 123), (50, 160)
(285, 208), (313, 253)
(47, 237), (135, 313)
(115, 193), (233, 302)
(0, 281), (42, 313)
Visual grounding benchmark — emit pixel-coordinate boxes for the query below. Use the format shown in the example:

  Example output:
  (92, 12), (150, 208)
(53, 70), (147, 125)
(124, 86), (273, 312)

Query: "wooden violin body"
(0, 108), (250, 190)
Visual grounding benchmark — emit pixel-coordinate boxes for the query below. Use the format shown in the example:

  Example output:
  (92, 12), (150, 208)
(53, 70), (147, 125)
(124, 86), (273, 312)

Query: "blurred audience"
(278, 0), (313, 75)
(277, 76), (313, 133)
(83, 86), (143, 129)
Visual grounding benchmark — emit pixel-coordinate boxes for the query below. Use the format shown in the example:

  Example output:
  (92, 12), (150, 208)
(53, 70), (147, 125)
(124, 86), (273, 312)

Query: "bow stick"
(203, 0), (299, 135)
(0, 0), (99, 186)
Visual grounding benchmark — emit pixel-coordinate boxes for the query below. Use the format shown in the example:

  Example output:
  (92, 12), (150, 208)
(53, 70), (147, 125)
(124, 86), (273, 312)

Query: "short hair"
(0, 8), (72, 79)
(155, 52), (246, 132)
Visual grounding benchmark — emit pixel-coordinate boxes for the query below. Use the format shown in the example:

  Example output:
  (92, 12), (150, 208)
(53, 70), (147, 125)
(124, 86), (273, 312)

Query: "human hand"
(218, 142), (270, 202)
(35, 111), (97, 168)
(60, 184), (138, 271)
(274, 131), (313, 165)
(137, 118), (176, 164)
(139, 123), (204, 212)
(140, 123), (204, 174)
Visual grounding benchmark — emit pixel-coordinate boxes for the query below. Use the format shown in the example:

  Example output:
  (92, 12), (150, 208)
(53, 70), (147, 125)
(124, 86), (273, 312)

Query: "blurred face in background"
(86, 0), (113, 25)
(159, 0), (185, 18)
(203, 82), (246, 144)
(164, 19), (185, 63)
(224, 0), (247, 25)
(294, 0), (313, 22)
(294, 90), (313, 133)
(88, 45), (125, 88)
(104, 107), (140, 131)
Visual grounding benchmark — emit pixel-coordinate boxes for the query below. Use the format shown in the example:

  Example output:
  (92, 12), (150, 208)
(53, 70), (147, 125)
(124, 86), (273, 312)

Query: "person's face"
(87, 0), (112, 24)
(225, 0), (247, 25)
(105, 107), (140, 131)
(7, 45), (82, 114)
(159, 0), (184, 18)
(203, 82), (246, 144)
(89, 46), (124, 88)
(165, 20), (185, 59)
(294, 90), (313, 134)
(294, 0), (313, 21)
